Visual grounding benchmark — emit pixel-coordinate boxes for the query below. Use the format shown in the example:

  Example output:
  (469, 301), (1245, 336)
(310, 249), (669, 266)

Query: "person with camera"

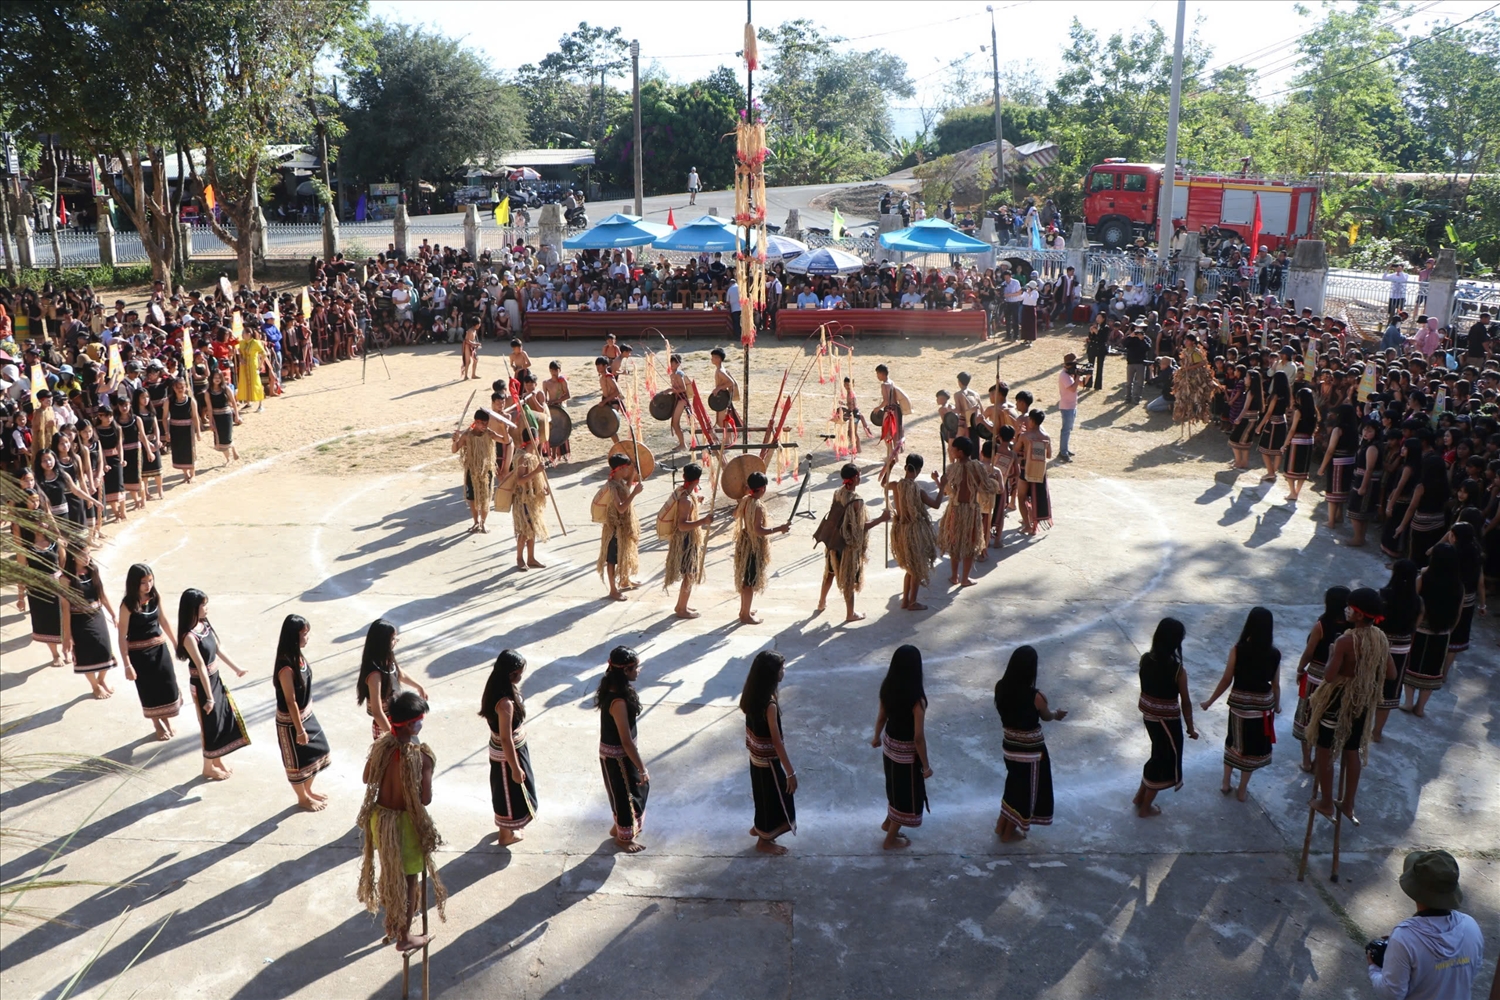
(1367, 849), (1485, 1000)
(1057, 354), (1081, 462)
(1122, 320), (1153, 404)
(1145, 355), (1179, 414)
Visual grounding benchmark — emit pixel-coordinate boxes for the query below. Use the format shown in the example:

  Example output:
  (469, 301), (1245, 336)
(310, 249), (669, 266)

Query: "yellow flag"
(301, 288), (311, 320)
(204, 184), (217, 212)
(231, 308), (243, 337)
(1347, 222), (1359, 245)
(832, 207), (845, 240)
(30, 364), (45, 406)
(494, 197), (510, 227)
(181, 335), (194, 372)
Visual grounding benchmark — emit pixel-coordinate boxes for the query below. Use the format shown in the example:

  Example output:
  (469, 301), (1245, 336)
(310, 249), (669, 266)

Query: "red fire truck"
(1082, 160), (1320, 252)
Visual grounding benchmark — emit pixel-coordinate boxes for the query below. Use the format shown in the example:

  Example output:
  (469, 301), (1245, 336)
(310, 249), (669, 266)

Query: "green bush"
(2, 262), (223, 292)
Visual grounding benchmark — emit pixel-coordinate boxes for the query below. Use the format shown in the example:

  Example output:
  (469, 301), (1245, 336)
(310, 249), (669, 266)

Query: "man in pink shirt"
(1057, 353), (1081, 461)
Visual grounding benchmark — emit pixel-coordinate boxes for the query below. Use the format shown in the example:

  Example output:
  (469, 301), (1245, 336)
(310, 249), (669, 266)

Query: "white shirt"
(1003, 278), (1023, 303)
(1388, 271), (1409, 297)
(687, 170), (701, 191)
(900, 291), (923, 309)
(726, 283), (741, 311)
(1021, 289), (1039, 307)
(589, 294), (607, 312)
(609, 261), (629, 280)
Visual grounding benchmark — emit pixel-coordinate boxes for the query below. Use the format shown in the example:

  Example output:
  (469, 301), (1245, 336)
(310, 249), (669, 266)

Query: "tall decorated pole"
(736, 0), (766, 446)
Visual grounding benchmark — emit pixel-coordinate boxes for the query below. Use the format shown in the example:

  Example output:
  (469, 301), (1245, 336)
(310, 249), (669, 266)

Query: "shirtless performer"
(461, 321), (481, 380)
(711, 347), (740, 434)
(609, 343), (634, 377)
(597, 453), (643, 601)
(601, 333), (621, 370)
(452, 410), (506, 533)
(542, 361), (571, 464)
(816, 463), (889, 622)
(874, 365), (905, 466)
(837, 377), (874, 441)
(508, 339), (532, 381)
(664, 464), (713, 618)
(734, 471), (790, 624)
(595, 356), (625, 445)
(486, 388), (519, 480)
(667, 353), (690, 451)
(356, 692), (446, 954)
(953, 372), (982, 443)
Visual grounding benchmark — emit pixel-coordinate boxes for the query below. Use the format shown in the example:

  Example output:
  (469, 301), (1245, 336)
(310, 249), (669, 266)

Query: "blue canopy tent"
(878, 218), (991, 255)
(783, 246), (866, 275)
(562, 213), (673, 250)
(651, 215), (740, 253)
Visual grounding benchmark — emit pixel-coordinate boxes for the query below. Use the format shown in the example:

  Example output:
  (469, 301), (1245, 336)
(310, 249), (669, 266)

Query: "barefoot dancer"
(177, 588), (250, 781)
(1373, 560), (1419, 741)
(667, 354), (690, 451)
(1401, 542), (1464, 717)
(118, 563), (181, 741)
(452, 410), (501, 534)
(357, 692), (447, 953)
(273, 615), (331, 811)
(511, 430), (550, 570)
(886, 453), (941, 610)
(1254, 370), (1291, 484)
(741, 650), (797, 855)
(1016, 409), (1054, 535)
(597, 646), (650, 853)
(1133, 618), (1199, 818)
(711, 347), (740, 434)
(872, 645), (931, 850)
(15, 474), (65, 667)
(482, 650), (537, 846)
(1307, 588), (1394, 825)
(1200, 607), (1281, 802)
(936, 437), (985, 587)
(204, 371), (235, 467)
(60, 542), (118, 700)
(357, 619), (427, 739)
(733, 472), (790, 625)
(815, 463), (888, 623)
(664, 464), (711, 618)
(597, 453), (643, 601)
(995, 645), (1066, 843)
(1281, 386), (1317, 501)
(461, 320), (480, 380)
(1291, 587), (1349, 772)
(1346, 419), (1383, 546)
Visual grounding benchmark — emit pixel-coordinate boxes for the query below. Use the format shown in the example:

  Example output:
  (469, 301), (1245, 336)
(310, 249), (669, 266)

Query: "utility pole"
(743, 0), (754, 446)
(631, 40), (643, 216)
(988, 6), (1005, 198)
(1158, 0), (1187, 250)
(333, 78), (344, 220)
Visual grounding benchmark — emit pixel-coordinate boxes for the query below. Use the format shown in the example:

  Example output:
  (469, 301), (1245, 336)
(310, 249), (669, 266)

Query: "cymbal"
(721, 453), (766, 500)
(586, 402), (620, 439)
(547, 405), (572, 448)
(649, 390), (677, 421)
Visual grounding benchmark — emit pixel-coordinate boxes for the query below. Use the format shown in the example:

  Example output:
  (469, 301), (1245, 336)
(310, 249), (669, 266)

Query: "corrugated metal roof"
(497, 148), (596, 167)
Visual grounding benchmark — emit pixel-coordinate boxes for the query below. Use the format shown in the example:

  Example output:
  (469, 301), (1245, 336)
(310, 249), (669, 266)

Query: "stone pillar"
(251, 205), (269, 264)
(1177, 233), (1200, 299)
(783, 209), (801, 240)
(706, 205), (720, 218)
(463, 204), (480, 257)
(393, 203), (410, 257)
(978, 216), (996, 243)
(621, 204), (632, 216)
(96, 206), (117, 267)
(1284, 239), (1329, 316)
(1067, 222), (1089, 282)
(537, 203), (564, 264)
(877, 213), (905, 264)
(321, 208), (340, 261)
(178, 221), (192, 264)
(15, 212), (35, 269)
(1425, 249), (1458, 329)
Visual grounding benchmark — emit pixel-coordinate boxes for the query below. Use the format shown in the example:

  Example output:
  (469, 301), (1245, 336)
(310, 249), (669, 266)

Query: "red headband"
(392, 714), (424, 730)
(842, 476), (858, 488)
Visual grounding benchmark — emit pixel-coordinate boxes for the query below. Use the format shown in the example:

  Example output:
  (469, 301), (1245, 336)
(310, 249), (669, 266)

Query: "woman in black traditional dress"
(191, 357), (212, 432)
(1254, 370), (1291, 483)
(35, 447), (99, 543)
(1229, 370), (1263, 470)
(273, 614), (331, 810)
(1281, 386), (1318, 501)
(1396, 453), (1450, 567)
(206, 369), (239, 464)
(482, 649), (536, 846)
(1372, 559), (1420, 741)
(356, 618), (426, 739)
(1201, 607), (1281, 802)
(13, 469), (65, 667)
(1317, 403), (1358, 529)
(167, 377), (201, 482)
(1346, 419), (1383, 547)
(597, 645), (649, 853)
(1402, 542), (1465, 717)
(133, 387), (165, 501)
(872, 644), (931, 850)
(1443, 522), (1484, 674)
(75, 420), (106, 544)
(116, 394), (150, 511)
(60, 541), (118, 700)
(1291, 586), (1349, 772)
(117, 563), (181, 740)
(53, 428), (96, 535)
(1381, 439), (1422, 559)
(994, 645), (1066, 843)
(1134, 617), (1198, 818)
(95, 404), (126, 523)
(741, 650), (797, 856)
(177, 588), (250, 780)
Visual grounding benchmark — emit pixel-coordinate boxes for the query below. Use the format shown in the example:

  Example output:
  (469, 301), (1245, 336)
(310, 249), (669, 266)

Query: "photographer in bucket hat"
(1366, 849), (1484, 999)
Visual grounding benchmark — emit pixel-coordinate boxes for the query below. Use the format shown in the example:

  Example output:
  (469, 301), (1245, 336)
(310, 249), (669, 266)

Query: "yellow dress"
(511, 452), (550, 542)
(236, 338), (266, 403)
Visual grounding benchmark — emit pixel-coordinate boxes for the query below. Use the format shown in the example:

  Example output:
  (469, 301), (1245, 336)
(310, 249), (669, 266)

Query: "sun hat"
(1398, 849), (1463, 909)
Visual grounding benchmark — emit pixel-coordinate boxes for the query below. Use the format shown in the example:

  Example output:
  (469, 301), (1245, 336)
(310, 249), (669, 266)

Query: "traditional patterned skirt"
(1230, 411), (1260, 447)
(1139, 694), (1184, 791)
(141, 433), (162, 476)
(122, 440), (142, 490)
(68, 603), (117, 673)
(999, 726), (1053, 832)
(599, 742), (648, 842)
(1291, 660), (1326, 743)
(211, 407), (235, 453)
(490, 731), (538, 831)
(1408, 510), (1448, 567)
(189, 670), (250, 759)
(1379, 632), (1412, 710)
(28, 578), (63, 646)
(1380, 499), (1410, 558)
(1449, 593), (1477, 654)
(1025, 477), (1053, 528)
(1223, 688), (1275, 771)
(1348, 470), (1382, 521)
(127, 638), (181, 719)
(1404, 627), (1451, 691)
(882, 733), (928, 827)
(171, 418), (197, 468)
(102, 450), (124, 502)
(1325, 454), (1356, 504)
(275, 708), (330, 785)
(746, 728), (796, 839)
(1284, 435), (1315, 481)
(1257, 416), (1288, 455)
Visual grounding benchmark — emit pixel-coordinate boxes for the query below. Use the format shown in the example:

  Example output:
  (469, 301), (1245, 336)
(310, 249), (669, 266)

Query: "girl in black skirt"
(597, 645), (649, 853)
(94, 405), (126, 523)
(995, 645), (1066, 843)
(1134, 617), (1198, 818)
(133, 388), (165, 501)
(13, 470), (65, 667)
(1381, 438), (1422, 559)
(1229, 370), (1262, 470)
(1373, 560), (1420, 742)
(1396, 453), (1451, 568)
(118, 563), (181, 740)
(1254, 370), (1291, 483)
(116, 395), (150, 512)
(1317, 403), (1358, 529)
(1346, 419), (1384, 547)
(1443, 521), (1484, 672)
(1281, 386), (1318, 502)
(167, 378), (201, 481)
(207, 369), (240, 463)
(482, 649), (537, 846)
(61, 541), (118, 700)
(1403, 542), (1465, 717)
(1201, 607), (1280, 802)
(741, 650), (797, 855)
(872, 644), (931, 850)
(273, 614), (330, 811)
(177, 588), (250, 780)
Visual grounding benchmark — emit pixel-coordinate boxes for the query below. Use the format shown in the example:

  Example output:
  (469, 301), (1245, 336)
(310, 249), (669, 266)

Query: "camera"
(1365, 936), (1389, 967)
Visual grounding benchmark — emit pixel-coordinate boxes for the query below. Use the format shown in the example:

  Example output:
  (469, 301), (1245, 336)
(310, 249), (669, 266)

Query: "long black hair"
(739, 650), (785, 719)
(1380, 559), (1421, 636)
(1235, 606), (1275, 657)
(1418, 453), (1450, 506)
(480, 649), (527, 730)
(174, 588), (208, 660)
(274, 614), (308, 671)
(1448, 522), (1481, 593)
(122, 563), (158, 612)
(1420, 543), (1464, 632)
(356, 618), (398, 705)
(1147, 617), (1185, 669)
(879, 644), (926, 713)
(595, 645), (641, 716)
(1267, 369), (1291, 409)
(995, 645), (1038, 715)
(1293, 385), (1316, 425)
(1319, 586), (1350, 632)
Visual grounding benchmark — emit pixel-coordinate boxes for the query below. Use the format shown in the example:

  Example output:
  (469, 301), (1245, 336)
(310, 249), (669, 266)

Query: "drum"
(608, 440), (655, 480)
(708, 388), (732, 412)
(149, 302), (165, 327)
(941, 411), (960, 437)
(218, 276), (233, 300)
(649, 390), (677, 421)
(869, 404), (888, 426)
(547, 405), (572, 449)
(586, 402), (620, 439)
(721, 454), (767, 501)
(974, 422), (993, 441)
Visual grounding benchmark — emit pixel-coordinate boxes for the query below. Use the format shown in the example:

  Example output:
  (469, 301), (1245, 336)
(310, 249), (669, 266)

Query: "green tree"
(595, 69), (740, 195)
(342, 22), (525, 199)
(1399, 11), (1500, 184)
(933, 102), (1048, 156)
(536, 22), (630, 147)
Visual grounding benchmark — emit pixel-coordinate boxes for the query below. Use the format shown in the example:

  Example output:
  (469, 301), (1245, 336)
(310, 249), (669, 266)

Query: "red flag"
(666, 208), (677, 230)
(1248, 194), (1262, 257)
(57, 196), (67, 227)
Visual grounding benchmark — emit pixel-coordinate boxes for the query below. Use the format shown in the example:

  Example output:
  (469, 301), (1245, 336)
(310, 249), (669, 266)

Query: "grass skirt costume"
(746, 704), (795, 840)
(1171, 357), (1221, 426)
(890, 478), (938, 586)
(1307, 627), (1387, 759)
(458, 429), (496, 508)
(937, 462), (986, 561)
(822, 487), (869, 597)
(511, 452), (549, 541)
(595, 478), (640, 585)
(125, 602), (181, 720)
(356, 736), (448, 943)
(733, 495), (772, 593)
(489, 723), (537, 831)
(663, 488), (707, 589)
